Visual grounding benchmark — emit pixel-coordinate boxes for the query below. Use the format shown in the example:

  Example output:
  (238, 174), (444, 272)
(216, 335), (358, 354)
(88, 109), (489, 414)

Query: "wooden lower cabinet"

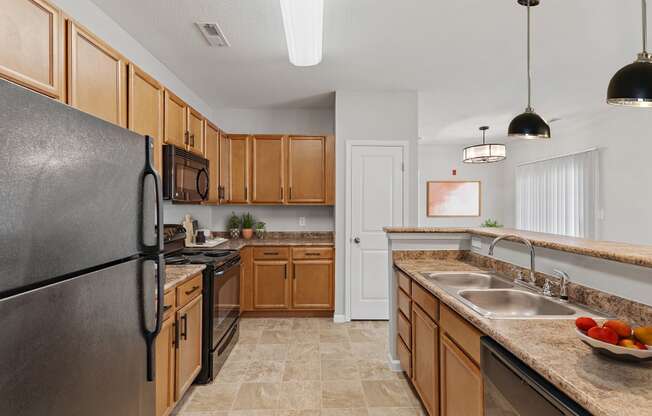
(175, 294), (203, 399)
(292, 260), (333, 309)
(411, 303), (439, 416)
(253, 260), (290, 309)
(155, 317), (176, 416)
(440, 334), (483, 416)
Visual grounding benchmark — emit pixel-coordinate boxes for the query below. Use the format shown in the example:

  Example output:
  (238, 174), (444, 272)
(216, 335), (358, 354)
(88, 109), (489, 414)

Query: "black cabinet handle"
(280, 187), (284, 199)
(245, 186), (248, 200)
(180, 315), (188, 340)
(305, 252), (320, 256)
(163, 304), (172, 312)
(184, 285), (200, 296)
(284, 264), (288, 280)
(174, 320), (179, 348)
(264, 252), (279, 255)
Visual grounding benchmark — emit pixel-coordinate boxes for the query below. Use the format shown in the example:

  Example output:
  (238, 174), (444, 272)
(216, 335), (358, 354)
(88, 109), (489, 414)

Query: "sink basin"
(424, 272), (513, 290)
(458, 289), (577, 318)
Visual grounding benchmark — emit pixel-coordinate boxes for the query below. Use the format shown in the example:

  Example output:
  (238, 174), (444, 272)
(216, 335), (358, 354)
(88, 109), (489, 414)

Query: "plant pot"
(242, 228), (253, 240)
(229, 228), (240, 239)
(255, 228), (265, 239)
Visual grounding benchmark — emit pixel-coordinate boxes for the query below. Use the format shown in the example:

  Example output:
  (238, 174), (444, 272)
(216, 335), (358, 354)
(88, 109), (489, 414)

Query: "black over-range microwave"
(162, 144), (210, 203)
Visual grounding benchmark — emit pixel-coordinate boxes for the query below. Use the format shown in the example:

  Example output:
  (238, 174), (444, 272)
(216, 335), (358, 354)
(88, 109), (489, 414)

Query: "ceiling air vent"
(195, 22), (230, 47)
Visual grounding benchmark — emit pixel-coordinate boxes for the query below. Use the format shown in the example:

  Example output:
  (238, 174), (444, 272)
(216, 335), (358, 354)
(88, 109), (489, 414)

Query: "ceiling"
(90, 0), (645, 142)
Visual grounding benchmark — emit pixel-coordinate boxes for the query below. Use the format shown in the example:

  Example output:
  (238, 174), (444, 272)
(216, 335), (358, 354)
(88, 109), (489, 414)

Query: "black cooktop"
(165, 249), (238, 267)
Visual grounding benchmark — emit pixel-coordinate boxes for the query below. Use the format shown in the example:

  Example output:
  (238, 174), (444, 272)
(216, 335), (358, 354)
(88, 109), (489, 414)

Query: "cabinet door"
(228, 135), (250, 203)
(67, 21), (126, 127)
(251, 135), (285, 203)
(440, 334), (483, 416)
(287, 136), (326, 203)
(0, 0), (64, 99)
(292, 259), (333, 309)
(187, 107), (204, 155)
(163, 89), (187, 149)
(218, 132), (230, 203)
(128, 64), (163, 172)
(412, 304), (439, 416)
(175, 294), (202, 400)
(204, 121), (220, 203)
(253, 260), (290, 309)
(155, 317), (176, 416)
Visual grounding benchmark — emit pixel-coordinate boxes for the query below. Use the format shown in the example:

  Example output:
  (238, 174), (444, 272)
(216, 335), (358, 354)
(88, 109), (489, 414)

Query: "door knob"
(353, 237), (361, 244)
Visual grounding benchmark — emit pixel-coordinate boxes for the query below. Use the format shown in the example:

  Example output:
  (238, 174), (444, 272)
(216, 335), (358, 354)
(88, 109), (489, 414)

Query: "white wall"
(502, 107), (652, 245)
(164, 203), (334, 232)
(51, 0), (218, 121)
(334, 90), (420, 318)
(214, 108), (334, 135)
(417, 144), (504, 227)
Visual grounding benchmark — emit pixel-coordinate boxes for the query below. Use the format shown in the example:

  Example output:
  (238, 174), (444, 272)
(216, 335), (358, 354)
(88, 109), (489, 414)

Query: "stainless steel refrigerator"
(0, 79), (164, 415)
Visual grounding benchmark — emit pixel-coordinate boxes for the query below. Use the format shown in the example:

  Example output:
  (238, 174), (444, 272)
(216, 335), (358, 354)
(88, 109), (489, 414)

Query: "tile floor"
(175, 317), (425, 416)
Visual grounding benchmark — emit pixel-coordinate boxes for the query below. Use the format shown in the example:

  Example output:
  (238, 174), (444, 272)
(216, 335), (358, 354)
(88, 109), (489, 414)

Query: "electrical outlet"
(299, 217), (306, 227)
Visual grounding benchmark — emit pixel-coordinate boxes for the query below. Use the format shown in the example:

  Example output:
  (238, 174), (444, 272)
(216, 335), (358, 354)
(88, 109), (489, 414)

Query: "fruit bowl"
(576, 329), (652, 362)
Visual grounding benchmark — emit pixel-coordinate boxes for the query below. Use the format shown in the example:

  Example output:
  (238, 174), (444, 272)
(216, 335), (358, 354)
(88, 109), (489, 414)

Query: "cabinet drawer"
(397, 288), (411, 318)
(396, 269), (411, 295)
(253, 247), (289, 260)
(440, 304), (483, 364)
(163, 290), (176, 320)
(292, 247), (333, 259)
(411, 281), (439, 322)
(177, 274), (203, 307)
(397, 335), (412, 378)
(398, 310), (411, 347)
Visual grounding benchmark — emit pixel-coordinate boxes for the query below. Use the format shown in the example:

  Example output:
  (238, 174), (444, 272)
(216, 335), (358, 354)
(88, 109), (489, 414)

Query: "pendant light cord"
(526, 0), (533, 111)
(643, 0), (648, 53)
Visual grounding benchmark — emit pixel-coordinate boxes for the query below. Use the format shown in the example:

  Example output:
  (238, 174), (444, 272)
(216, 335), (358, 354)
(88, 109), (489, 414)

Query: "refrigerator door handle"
(143, 254), (164, 382)
(142, 136), (163, 253)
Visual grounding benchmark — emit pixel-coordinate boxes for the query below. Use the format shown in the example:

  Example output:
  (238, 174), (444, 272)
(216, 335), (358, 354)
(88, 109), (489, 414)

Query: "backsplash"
(163, 203), (334, 231)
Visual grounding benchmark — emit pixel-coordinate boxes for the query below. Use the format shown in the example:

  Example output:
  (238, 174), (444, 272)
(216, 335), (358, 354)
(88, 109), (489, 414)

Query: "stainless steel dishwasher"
(481, 337), (591, 416)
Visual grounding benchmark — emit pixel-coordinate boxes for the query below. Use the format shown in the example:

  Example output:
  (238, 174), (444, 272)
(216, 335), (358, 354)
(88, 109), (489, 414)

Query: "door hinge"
(401, 162), (405, 172)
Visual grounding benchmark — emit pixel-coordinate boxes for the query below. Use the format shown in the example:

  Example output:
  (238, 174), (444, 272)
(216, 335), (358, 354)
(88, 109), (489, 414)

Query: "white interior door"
(350, 145), (404, 320)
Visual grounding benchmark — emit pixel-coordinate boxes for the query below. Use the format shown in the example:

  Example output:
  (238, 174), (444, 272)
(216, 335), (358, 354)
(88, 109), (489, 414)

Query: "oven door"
(212, 259), (240, 350)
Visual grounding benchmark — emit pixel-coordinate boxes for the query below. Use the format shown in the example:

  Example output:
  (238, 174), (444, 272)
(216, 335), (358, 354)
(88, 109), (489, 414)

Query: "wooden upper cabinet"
(204, 121), (220, 204)
(0, 0), (64, 99)
(163, 89), (187, 149)
(175, 294), (202, 401)
(440, 334), (483, 416)
(187, 107), (204, 155)
(253, 260), (290, 309)
(128, 64), (163, 172)
(251, 135), (285, 204)
(227, 135), (250, 203)
(292, 259), (333, 309)
(412, 304), (440, 416)
(218, 132), (230, 203)
(67, 21), (127, 127)
(287, 136), (335, 204)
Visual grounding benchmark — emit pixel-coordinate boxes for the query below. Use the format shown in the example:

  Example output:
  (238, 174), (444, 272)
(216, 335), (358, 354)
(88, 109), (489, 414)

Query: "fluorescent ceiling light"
(280, 0), (324, 66)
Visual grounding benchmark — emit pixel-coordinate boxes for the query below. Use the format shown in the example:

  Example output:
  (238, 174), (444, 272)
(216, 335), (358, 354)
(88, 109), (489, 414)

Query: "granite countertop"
(216, 237), (334, 250)
(385, 226), (652, 269)
(164, 265), (205, 292)
(393, 258), (652, 416)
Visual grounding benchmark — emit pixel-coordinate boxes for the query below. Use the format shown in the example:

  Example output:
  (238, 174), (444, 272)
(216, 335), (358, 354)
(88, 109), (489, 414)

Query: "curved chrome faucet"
(488, 234), (537, 288)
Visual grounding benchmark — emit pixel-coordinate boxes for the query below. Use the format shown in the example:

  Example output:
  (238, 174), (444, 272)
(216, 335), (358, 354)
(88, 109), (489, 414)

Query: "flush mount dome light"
(607, 0), (652, 107)
(463, 126), (506, 164)
(280, 0), (324, 67)
(508, 0), (551, 139)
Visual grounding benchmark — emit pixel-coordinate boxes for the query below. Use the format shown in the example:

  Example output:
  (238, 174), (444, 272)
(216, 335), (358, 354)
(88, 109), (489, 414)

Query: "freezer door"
(0, 79), (160, 295)
(0, 258), (157, 416)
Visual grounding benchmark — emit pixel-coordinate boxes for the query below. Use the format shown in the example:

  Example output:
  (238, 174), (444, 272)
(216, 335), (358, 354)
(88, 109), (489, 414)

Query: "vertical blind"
(516, 149), (599, 239)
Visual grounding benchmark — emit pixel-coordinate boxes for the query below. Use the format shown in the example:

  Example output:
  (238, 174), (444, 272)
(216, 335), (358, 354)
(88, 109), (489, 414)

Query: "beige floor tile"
(244, 360), (285, 382)
(278, 381), (322, 409)
(289, 330), (321, 344)
(239, 330), (262, 345)
(264, 319), (295, 331)
(349, 343), (387, 360)
(320, 330), (350, 343)
(356, 360), (397, 381)
(366, 408), (425, 416)
(230, 344), (259, 362)
(321, 381), (366, 408)
(240, 318), (270, 330)
(214, 360), (249, 383)
(283, 360), (321, 381)
(321, 360), (359, 381)
(320, 342), (354, 360)
(183, 383), (240, 412)
(255, 344), (290, 361)
(361, 380), (411, 408)
(395, 379), (421, 407)
(287, 343), (321, 361)
(233, 383), (281, 410)
(229, 411), (276, 416)
(292, 318), (322, 331)
(347, 329), (385, 343)
(178, 411), (229, 416)
(260, 330), (291, 344)
(275, 410), (322, 416)
(321, 409), (369, 416)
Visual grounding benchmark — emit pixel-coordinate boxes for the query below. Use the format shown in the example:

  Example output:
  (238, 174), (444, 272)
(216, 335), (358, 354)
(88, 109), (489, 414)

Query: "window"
(516, 149), (599, 239)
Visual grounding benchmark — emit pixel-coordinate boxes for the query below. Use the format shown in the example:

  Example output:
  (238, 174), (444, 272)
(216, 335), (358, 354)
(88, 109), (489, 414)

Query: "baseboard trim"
(333, 314), (348, 323)
(387, 353), (402, 372)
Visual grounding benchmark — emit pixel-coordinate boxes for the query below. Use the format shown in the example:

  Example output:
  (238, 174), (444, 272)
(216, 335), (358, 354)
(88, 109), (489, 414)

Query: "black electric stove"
(163, 225), (241, 384)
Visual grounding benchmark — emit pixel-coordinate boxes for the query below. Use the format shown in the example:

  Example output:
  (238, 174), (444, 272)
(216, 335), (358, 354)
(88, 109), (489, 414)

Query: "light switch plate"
(471, 237), (482, 250)
(299, 217), (306, 226)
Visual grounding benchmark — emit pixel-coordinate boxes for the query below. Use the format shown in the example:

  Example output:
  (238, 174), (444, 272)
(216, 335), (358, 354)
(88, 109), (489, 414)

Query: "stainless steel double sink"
(422, 272), (603, 319)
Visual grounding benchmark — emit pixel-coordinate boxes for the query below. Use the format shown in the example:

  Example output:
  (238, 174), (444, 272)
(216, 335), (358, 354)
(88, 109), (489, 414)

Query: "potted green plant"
(255, 221), (266, 239)
(241, 213), (255, 240)
(227, 212), (241, 239)
(480, 218), (503, 228)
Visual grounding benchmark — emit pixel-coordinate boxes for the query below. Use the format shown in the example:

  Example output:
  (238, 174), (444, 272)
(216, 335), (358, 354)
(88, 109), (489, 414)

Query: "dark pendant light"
(607, 0), (652, 107)
(463, 126), (506, 164)
(508, 0), (551, 139)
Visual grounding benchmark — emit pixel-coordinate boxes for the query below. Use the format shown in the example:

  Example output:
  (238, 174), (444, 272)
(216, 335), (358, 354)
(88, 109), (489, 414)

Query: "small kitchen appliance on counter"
(164, 226), (241, 383)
